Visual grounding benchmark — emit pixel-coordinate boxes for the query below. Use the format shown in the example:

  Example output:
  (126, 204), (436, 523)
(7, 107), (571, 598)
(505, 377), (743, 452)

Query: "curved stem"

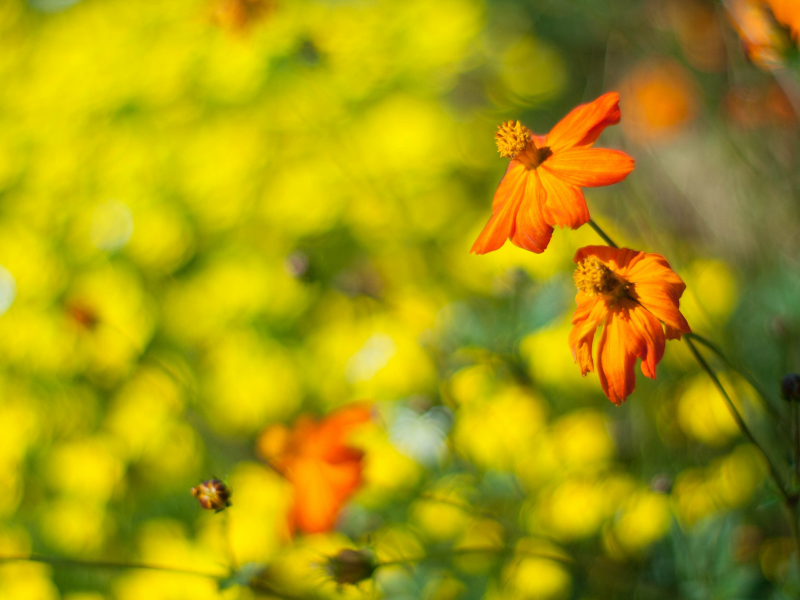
(0, 554), (225, 579)
(685, 337), (788, 500)
(686, 332), (780, 419)
(588, 219), (618, 248)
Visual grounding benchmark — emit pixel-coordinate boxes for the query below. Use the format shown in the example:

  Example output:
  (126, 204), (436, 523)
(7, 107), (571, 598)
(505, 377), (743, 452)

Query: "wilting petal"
(511, 170), (554, 253)
(539, 168), (590, 229)
(625, 253), (690, 335)
(597, 307), (642, 404)
(627, 302), (666, 379)
(542, 148), (634, 188)
(568, 295), (609, 375)
(471, 162), (529, 254)
(545, 92), (622, 152)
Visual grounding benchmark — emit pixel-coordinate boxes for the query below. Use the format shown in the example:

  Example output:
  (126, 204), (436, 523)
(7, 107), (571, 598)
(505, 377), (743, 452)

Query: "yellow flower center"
(495, 121), (532, 159)
(574, 258), (629, 298)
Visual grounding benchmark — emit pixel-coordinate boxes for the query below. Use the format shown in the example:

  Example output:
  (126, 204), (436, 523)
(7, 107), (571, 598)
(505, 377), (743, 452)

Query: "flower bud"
(191, 479), (232, 512)
(781, 374), (800, 402)
(324, 549), (376, 586)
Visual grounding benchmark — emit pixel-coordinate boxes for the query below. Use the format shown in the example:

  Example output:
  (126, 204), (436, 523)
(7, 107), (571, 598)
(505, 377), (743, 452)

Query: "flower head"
(323, 548), (376, 586)
(191, 479), (232, 512)
(569, 246), (691, 404)
(471, 93), (635, 255)
(256, 404), (371, 534)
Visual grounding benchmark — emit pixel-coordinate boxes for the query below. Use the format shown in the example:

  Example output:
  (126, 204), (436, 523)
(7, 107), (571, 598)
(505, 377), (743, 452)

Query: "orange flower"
(765, 0), (800, 41)
(727, 0), (789, 68)
(256, 404), (371, 534)
(471, 93), (635, 255)
(569, 246), (691, 404)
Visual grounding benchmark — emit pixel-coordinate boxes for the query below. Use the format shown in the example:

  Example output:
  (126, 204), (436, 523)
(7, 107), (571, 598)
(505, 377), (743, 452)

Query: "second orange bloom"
(569, 246), (691, 405)
(471, 93), (635, 255)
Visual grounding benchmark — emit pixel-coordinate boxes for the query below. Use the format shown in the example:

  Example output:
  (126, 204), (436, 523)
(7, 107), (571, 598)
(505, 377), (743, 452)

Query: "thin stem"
(0, 554), (225, 579)
(588, 219), (618, 248)
(377, 546), (573, 568)
(685, 337), (788, 501)
(686, 332), (779, 419)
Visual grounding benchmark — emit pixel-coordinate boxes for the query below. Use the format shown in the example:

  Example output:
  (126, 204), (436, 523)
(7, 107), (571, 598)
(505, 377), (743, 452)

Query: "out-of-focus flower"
(765, 0), (800, 40)
(256, 404), (371, 534)
(666, 0), (727, 72)
(569, 246), (691, 404)
(471, 93), (634, 255)
(620, 59), (699, 142)
(725, 84), (796, 128)
(210, 0), (273, 33)
(727, 0), (790, 69)
(191, 479), (232, 512)
(65, 301), (100, 331)
(323, 548), (376, 586)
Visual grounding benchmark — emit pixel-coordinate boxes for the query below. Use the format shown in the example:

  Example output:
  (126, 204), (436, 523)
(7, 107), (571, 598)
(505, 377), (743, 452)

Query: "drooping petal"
(471, 161), (529, 254)
(625, 253), (691, 336)
(510, 170), (553, 253)
(538, 167), (590, 229)
(545, 92), (622, 152)
(568, 294), (609, 375)
(541, 148), (634, 188)
(596, 307), (642, 404)
(627, 302), (666, 379)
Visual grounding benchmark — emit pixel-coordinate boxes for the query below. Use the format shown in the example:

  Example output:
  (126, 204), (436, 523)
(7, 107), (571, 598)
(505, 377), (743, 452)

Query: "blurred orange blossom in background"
(471, 93), (634, 255)
(256, 404), (372, 534)
(569, 246), (691, 405)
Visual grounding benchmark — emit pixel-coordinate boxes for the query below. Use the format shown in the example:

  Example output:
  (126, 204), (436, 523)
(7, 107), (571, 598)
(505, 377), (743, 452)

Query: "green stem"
(0, 554), (225, 579)
(588, 219), (618, 248)
(377, 546), (574, 568)
(685, 332), (779, 419)
(685, 337), (788, 500)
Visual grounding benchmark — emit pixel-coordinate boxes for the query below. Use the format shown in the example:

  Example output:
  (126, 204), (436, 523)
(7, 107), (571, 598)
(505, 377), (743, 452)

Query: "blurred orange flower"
(727, 0), (789, 68)
(765, 0), (800, 40)
(569, 246), (691, 405)
(256, 404), (371, 534)
(471, 93), (634, 255)
(620, 60), (699, 142)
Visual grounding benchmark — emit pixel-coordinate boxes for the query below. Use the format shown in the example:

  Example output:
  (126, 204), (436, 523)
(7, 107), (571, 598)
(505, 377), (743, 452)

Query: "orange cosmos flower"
(256, 404), (371, 534)
(471, 93), (635, 255)
(569, 246), (691, 405)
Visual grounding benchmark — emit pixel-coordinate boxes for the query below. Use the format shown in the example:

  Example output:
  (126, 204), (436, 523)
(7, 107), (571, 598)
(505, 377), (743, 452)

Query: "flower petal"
(573, 246), (643, 272)
(510, 170), (553, 253)
(596, 306), (642, 404)
(627, 302), (666, 379)
(545, 92), (622, 152)
(541, 148), (634, 188)
(539, 167), (590, 229)
(568, 294), (609, 375)
(625, 253), (690, 335)
(471, 161), (529, 254)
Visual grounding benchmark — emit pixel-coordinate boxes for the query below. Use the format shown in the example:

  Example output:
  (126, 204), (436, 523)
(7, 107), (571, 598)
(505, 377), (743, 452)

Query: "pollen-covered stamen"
(574, 257), (629, 298)
(495, 120), (533, 159)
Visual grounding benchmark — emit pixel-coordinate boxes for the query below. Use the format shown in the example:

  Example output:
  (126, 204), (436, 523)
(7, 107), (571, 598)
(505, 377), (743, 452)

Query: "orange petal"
(573, 246), (643, 273)
(290, 457), (363, 534)
(628, 302), (666, 379)
(510, 170), (554, 253)
(539, 167), (590, 229)
(625, 253), (690, 335)
(541, 148), (634, 188)
(545, 92), (622, 152)
(596, 307), (641, 404)
(568, 295), (608, 375)
(471, 162), (529, 254)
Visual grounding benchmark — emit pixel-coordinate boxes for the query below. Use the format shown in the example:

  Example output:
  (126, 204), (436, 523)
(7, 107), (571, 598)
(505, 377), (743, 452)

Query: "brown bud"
(324, 549), (376, 586)
(781, 374), (800, 402)
(191, 479), (232, 512)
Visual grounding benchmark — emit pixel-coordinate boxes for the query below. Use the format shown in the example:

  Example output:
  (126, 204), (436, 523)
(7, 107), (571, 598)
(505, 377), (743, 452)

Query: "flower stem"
(685, 337), (788, 500)
(588, 219), (618, 248)
(0, 554), (225, 579)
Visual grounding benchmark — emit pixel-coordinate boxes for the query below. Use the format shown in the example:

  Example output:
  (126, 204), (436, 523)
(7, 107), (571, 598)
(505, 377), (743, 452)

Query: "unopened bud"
(324, 549), (376, 586)
(781, 374), (800, 402)
(191, 479), (232, 512)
